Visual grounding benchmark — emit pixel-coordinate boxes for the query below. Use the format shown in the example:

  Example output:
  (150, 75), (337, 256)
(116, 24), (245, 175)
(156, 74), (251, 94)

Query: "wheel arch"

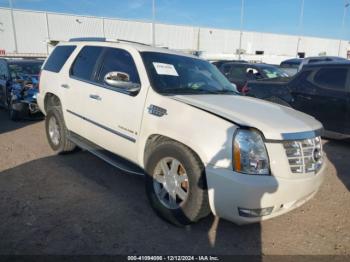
(44, 92), (61, 113)
(142, 134), (207, 171)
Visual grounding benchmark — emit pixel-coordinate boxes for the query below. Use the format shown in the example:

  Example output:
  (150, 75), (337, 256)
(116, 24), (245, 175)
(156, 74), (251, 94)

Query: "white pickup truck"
(37, 38), (326, 226)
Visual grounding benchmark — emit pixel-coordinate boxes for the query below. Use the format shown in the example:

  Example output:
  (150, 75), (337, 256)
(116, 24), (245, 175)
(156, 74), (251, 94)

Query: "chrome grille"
(283, 136), (323, 174)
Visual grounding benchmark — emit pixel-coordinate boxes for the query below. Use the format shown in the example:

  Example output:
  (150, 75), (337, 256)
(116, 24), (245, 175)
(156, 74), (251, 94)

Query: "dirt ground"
(0, 108), (349, 256)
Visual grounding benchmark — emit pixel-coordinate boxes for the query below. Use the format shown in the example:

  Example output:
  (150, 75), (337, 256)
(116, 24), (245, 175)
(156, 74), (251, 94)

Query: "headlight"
(233, 129), (270, 175)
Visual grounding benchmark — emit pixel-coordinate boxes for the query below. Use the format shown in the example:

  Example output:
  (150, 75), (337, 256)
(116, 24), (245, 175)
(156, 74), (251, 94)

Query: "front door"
(292, 67), (349, 134)
(81, 46), (148, 163)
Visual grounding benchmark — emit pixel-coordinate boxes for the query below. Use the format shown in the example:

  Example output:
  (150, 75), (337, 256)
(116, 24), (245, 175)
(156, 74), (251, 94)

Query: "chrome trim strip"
(281, 129), (323, 140)
(66, 109), (136, 143)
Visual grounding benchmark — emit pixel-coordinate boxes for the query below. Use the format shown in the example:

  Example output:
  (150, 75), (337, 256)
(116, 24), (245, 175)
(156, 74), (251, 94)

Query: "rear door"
(65, 45), (105, 138)
(292, 66), (349, 133)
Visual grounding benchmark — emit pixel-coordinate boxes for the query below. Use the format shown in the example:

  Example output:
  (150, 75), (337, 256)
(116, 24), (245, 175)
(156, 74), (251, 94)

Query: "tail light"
(241, 82), (249, 95)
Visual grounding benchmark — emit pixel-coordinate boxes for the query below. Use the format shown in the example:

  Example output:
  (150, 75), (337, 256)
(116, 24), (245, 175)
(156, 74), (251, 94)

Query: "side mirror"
(104, 71), (141, 94)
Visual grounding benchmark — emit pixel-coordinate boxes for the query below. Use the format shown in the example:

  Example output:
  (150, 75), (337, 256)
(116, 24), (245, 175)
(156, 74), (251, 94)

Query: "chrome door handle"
(61, 84), (70, 89)
(89, 94), (102, 101)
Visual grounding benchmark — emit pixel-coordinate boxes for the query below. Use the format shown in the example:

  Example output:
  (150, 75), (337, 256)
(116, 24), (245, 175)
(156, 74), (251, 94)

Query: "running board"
(68, 132), (144, 176)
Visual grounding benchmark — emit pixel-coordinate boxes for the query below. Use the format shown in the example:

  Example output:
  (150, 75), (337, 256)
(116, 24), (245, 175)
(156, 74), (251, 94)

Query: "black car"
(211, 59), (247, 69)
(0, 59), (43, 120)
(216, 62), (290, 92)
(280, 56), (347, 76)
(247, 61), (350, 137)
(280, 58), (303, 76)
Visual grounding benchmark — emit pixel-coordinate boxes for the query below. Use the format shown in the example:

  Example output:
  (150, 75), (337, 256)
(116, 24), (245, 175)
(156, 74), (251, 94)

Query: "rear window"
(314, 68), (348, 90)
(43, 45), (76, 73)
(70, 46), (104, 81)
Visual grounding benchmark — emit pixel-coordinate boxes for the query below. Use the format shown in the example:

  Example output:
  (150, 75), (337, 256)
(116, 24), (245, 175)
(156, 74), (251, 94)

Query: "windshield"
(141, 52), (238, 95)
(259, 66), (290, 79)
(9, 61), (43, 78)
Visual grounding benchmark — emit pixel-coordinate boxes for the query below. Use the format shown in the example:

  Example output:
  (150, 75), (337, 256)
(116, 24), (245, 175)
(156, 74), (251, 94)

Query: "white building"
(0, 7), (349, 64)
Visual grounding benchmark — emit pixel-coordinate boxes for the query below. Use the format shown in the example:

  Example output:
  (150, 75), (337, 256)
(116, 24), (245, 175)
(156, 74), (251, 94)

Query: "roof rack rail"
(68, 37), (150, 46)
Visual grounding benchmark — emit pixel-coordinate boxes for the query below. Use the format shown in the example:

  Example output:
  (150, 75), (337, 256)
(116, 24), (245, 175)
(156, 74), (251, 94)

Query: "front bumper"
(205, 163), (326, 225)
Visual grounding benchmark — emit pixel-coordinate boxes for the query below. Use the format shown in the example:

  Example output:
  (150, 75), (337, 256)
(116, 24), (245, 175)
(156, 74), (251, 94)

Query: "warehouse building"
(0, 7), (349, 64)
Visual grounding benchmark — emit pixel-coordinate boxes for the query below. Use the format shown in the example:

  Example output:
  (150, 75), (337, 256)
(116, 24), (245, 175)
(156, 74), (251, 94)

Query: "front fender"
(137, 92), (238, 169)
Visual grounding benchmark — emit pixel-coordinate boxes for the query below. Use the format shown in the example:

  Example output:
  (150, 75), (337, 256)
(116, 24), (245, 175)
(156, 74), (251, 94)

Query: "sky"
(0, 0), (349, 40)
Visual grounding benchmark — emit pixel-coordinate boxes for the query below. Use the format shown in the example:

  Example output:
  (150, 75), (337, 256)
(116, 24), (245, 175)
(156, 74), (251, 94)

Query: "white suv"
(37, 38), (326, 226)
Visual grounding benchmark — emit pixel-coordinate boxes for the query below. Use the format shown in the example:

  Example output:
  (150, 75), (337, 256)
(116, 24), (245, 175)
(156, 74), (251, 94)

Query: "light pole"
(296, 0), (305, 57)
(238, 0), (245, 60)
(338, 0), (349, 57)
(9, 0), (18, 53)
(152, 0), (156, 47)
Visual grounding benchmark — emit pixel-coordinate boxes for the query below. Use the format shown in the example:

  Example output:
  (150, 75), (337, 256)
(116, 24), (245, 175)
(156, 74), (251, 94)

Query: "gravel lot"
(0, 108), (349, 256)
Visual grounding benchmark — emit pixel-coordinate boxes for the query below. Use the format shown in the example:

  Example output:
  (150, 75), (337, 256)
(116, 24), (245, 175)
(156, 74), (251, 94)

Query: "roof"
(63, 38), (200, 59)
(223, 62), (278, 68)
(281, 58), (303, 63)
(303, 60), (350, 68)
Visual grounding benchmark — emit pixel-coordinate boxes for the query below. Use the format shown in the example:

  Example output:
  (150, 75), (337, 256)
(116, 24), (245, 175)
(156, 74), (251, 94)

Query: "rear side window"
(314, 68), (348, 90)
(43, 45), (76, 73)
(71, 46), (104, 81)
(229, 66), (246, 80)
(221, 64), (231, 74)
(96, 47), (140, 84)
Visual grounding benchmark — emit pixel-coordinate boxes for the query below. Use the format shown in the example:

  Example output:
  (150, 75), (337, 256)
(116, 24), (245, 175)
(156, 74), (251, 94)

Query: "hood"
(172, 95), (322, 140)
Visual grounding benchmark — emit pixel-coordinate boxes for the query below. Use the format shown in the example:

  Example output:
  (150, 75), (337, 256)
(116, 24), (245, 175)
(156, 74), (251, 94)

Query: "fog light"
(238, 207), (273, 217)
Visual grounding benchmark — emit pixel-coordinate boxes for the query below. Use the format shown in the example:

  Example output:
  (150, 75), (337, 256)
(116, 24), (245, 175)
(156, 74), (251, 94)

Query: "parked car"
(0, 58), (43, 120)
(211, 59), (248, 69)
(280, 56), (347, 76)
(216, 62), (290, 92)
(280, 58), (303, 76)
(247, 61), (350, 137)
(298, 56), (347, 72)
(37, 38), (325, 226)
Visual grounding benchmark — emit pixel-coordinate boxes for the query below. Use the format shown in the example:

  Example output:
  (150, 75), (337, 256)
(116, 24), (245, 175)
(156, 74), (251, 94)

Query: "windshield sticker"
(153, 62), (179, 76)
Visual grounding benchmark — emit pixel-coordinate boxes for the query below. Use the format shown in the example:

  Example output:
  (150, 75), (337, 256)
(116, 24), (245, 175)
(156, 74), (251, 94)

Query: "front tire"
(45, 107), (76, 154)
(145, 139), (210, 226)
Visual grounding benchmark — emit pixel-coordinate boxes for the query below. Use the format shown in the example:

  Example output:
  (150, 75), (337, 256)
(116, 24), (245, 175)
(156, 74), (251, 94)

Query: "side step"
(68, 132), (144, 176)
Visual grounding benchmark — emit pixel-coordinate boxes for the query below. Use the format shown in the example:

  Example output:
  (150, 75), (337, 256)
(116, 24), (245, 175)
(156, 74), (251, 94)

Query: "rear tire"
(45, 107), (76, 154)
(145, 139), (210, 226)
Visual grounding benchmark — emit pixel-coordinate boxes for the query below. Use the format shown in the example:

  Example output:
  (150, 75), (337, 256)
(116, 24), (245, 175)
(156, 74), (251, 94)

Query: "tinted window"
(44, 45), (76, 73)
(221, 64), (231, 74)
(229, 66), (246, 80)
(314, 68), (348, 90)
(71, 46), (103, 81)
(97, 48), (140, 84)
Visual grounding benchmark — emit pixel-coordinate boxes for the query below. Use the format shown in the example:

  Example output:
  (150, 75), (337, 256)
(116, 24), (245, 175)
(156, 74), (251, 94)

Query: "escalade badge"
(148, 105), (167, 117)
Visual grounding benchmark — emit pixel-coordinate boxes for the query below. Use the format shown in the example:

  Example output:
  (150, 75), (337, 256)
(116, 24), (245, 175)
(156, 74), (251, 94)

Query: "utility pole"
(238, 0), (245, 60)
(338, 0), (349, 57)
(152, 0), (156, 47)
(9, 0), (18, 53)
(296, 0), (305, 57)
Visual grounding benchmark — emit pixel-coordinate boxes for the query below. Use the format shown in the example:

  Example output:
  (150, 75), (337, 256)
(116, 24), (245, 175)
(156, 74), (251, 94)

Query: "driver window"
(246, 67), (261, 79)
(97, 48), (140, 85)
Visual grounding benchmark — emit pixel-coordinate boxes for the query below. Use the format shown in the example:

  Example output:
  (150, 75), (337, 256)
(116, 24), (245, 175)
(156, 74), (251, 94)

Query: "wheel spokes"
(153, 157), (189, 210)
(160, 159), (170, 175)
(176, 187), (187, 201)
